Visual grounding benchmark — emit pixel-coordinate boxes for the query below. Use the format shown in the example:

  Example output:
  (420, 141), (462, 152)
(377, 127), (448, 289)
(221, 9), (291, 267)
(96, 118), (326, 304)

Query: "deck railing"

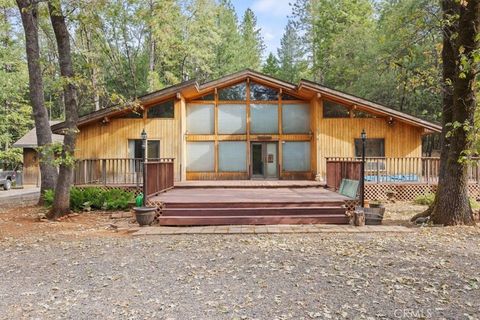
(326, 157), (480, 185)
(145, 160), (175, 196)
(74, 158), (175, 188)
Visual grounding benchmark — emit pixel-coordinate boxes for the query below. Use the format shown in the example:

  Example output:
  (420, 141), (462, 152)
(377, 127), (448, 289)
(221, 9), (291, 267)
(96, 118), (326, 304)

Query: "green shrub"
(43, 187), (134, 211)
(43, 189), (55, 207)
(413, 193), (435, 206)
(414, 193), (480, 210)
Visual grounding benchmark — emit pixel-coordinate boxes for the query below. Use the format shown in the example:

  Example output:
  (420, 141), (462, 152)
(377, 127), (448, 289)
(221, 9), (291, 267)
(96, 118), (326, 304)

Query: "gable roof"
(51, 69), (441, 133)
(13, 121), (64, 148)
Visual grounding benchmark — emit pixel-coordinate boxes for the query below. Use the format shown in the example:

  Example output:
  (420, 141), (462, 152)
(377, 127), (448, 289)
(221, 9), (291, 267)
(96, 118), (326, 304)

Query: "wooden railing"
(326, 157), (480, 185)
(145, 160), (175, 196)
(74, 158), (175, 189)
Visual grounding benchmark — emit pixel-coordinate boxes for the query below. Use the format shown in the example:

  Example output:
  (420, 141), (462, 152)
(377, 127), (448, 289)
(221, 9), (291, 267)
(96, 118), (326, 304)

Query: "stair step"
(162, 206), (346, 216)
(164, 201), (345, 209)
(158, 214), (350, 226)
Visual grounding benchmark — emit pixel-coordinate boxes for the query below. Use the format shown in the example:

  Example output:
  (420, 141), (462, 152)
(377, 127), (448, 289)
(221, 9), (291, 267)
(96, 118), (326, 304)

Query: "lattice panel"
(74, 185), (142, 197)
(364, 183), (480, 201)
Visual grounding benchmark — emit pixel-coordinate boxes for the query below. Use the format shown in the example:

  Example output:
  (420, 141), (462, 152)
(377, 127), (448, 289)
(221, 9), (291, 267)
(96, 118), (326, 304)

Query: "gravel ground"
(0, 206), (479, 319)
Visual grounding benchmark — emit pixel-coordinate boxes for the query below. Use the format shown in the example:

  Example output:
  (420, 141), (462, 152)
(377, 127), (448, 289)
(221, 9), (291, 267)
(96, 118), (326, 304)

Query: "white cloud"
(251, 0), (291, 17)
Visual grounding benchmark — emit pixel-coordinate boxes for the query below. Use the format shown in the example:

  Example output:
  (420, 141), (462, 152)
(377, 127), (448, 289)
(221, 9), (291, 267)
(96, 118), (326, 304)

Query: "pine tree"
(212, 0), (242, 78)
(238, 8), (265, 70)
(277, 21), (307, 83)
(262, 53), (279, 77)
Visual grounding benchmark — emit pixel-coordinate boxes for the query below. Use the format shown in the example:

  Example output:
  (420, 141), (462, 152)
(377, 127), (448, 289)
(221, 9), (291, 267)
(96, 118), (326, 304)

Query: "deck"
(150, 185), (350, 226)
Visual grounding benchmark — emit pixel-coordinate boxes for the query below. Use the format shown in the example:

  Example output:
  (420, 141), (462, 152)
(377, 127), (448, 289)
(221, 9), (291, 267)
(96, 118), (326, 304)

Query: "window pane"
(197, 92), (214, 100)
(186, 142), (214, 171)
(354, 139), (385, 157)
(282, 103), (310, 133)
(186, 104), (214, 134)
(282, 141), (311, 171)
(218, 141), (247, 172)
(147, 100), (174, 118)
(323, 100), (350, 118)
(147, 141), (160, 159)
(282, 92), (300, 100)
(353, 109), (376, 118)
(218, 104), (246, 134)
(250, 81), (278, 100)
(250, 104), (278, 133)
(218, 82), (247, 100)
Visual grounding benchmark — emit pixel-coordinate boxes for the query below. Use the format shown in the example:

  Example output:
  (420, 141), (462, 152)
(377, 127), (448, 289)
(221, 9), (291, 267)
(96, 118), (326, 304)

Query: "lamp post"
(141, 128), (147, 206)
(360, 129), (366, 207)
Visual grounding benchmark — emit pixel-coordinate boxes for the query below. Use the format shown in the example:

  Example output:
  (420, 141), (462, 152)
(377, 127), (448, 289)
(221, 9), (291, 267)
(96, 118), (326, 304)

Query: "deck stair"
(156, 191), (349, 226)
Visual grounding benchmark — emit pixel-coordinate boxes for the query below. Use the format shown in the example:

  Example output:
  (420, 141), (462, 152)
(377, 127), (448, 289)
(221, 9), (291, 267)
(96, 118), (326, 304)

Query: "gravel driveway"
(1, 227), (479, 320)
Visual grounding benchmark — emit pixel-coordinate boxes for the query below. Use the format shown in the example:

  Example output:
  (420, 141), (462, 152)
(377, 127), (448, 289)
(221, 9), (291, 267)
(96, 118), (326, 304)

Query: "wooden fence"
(145, 160), (175, 196)
(326, 157), (480, 185)
(73, 158), (174, 189)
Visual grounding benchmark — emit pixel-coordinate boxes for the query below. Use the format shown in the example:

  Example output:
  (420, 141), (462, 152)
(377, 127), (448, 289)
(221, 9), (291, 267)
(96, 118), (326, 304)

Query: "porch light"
(361, 129), (367, 141)
(141, 128), (147, 142)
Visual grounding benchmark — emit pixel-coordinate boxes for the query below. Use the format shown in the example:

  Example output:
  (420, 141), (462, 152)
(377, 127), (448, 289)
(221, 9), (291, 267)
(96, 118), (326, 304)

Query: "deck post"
(141, 129), (147, 206)
(360, 129), (366, 207)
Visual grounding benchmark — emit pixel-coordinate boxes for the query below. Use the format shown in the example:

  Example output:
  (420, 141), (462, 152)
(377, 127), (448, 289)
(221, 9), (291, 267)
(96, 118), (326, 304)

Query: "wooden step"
(158, 214), (350, 226)
(162, 206), (346, 216)
(164, 201), (345, 209)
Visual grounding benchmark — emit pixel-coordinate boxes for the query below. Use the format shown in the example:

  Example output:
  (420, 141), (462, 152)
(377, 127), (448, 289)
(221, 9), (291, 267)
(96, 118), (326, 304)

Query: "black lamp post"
(360, 129), (366, 207)
(141, 128), (147, 206)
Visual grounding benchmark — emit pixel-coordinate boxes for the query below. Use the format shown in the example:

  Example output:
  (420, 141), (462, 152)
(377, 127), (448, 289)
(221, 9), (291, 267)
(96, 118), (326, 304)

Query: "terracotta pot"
(133, 207), (156, 226)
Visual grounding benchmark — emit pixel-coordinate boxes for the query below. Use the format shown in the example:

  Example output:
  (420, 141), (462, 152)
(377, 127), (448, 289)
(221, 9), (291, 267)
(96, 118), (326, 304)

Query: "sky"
(230, 0), (292, 57)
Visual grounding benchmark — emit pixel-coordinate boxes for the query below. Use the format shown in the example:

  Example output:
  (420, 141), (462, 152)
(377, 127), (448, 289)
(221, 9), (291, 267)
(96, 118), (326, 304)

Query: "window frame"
(354, 138), (385, 157)
(147, 99), (175, 119)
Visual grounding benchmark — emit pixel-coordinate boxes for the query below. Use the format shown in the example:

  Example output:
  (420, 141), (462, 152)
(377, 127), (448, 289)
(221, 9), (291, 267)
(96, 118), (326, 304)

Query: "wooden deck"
(151, 187), (350, 226)
(174, 180), (325, 188)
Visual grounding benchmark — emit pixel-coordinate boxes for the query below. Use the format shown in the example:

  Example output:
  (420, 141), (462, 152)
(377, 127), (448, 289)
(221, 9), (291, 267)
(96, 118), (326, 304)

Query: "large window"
(218, 104), (246, 134)
(282, 104), (310, 133)
(128, 140), (160, 159)
(147, 100), (174, 118)
(354, 138), (385, 157)
(186, 104), (214, 134)
(323, 100), (350, 118)
(218, 141), (247, 172)
(218, 82), (247, 100)
(186, 142), (215, 172)
(250, 104), (278, 133)
(282, 141), (311, 171)
(250, 82), (278, 100)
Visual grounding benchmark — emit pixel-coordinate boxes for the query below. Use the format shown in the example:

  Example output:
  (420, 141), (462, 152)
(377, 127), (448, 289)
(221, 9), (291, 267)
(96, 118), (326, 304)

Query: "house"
(51, 69), (441, 183)
(13, 121), (64, 185)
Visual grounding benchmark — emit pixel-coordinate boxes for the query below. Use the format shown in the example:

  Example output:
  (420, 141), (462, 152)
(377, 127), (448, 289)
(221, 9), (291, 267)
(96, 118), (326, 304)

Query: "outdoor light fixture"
(360, 129), (366, 207)
(141, 129), (147, 206)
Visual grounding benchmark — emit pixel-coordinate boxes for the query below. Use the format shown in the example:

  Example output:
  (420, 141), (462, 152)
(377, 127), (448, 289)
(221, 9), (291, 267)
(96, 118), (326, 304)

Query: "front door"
(251, 142), (278, 179)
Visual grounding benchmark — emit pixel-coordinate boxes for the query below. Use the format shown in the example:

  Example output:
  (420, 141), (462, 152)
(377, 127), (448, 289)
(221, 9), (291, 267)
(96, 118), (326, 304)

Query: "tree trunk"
(47, 0), (79, 219)
(416, 0), (479, 225)
(16, 0), (58, 204)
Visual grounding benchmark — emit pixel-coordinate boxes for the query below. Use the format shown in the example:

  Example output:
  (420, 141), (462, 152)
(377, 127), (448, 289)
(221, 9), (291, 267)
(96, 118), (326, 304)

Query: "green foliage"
(0, 148), (23, 166)
(414, 193), (480, 210)
(413, 193), (435, 205)
(43, 187), (134, 211)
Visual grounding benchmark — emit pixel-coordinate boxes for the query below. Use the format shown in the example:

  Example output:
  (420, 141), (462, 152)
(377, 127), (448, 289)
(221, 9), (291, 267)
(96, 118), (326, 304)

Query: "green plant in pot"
(133, 193), (156, 226)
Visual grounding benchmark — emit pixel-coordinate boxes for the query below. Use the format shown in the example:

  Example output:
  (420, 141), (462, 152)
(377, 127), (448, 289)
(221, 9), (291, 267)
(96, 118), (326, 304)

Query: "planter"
(364, 207), (386, 225)
(133, 207), (156, 226)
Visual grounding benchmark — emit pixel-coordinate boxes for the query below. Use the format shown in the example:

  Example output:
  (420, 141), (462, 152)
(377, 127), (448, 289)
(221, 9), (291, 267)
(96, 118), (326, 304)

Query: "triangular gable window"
(218, 82), (247, 101)
(250, 81), (278, 100)
(197, 92), (215, 101)
(281, 92), (301, 100)
(353, 109), (376, 118)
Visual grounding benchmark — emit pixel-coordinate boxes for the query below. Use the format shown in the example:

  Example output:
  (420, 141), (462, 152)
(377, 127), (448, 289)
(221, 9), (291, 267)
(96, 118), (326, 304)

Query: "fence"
(73, 158), (174, 189)
(326, 157), (480, 185)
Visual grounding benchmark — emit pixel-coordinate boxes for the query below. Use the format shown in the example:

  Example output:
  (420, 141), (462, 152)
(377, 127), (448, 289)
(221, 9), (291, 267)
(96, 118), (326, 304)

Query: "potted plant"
(133, 193), (156, 226)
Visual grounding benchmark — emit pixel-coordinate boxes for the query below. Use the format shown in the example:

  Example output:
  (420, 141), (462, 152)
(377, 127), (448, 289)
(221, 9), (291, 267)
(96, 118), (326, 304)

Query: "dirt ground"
(0, 203), (479, 319)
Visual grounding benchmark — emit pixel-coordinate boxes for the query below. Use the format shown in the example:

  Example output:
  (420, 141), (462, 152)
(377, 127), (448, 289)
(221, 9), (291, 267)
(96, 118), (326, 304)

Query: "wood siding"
(73, 84), (424, 182)
(74, 99), (182, 180)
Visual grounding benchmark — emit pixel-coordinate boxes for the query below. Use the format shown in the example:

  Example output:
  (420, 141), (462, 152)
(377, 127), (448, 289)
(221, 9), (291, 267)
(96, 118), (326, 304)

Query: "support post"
(141, 129), (147, 206)
(360, 129), (366, 207)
